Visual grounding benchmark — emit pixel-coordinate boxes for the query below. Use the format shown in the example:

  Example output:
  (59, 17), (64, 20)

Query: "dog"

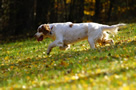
(35, 22), (125, 55)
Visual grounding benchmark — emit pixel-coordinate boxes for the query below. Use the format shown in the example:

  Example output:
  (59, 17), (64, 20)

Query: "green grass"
(0, 23), (136, 90)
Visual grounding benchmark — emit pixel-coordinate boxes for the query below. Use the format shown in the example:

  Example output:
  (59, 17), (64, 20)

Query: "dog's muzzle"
(34, 34), (43, 41)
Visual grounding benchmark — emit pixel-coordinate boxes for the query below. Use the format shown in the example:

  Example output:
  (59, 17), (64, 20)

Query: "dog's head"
(35, 24), (51, 41)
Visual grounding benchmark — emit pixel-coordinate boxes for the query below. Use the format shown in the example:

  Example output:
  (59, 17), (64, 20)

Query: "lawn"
(0, 23), (136, 90)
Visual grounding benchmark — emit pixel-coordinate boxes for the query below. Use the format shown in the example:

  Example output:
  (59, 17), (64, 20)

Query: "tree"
(69, 0), (84, 22)
(49, 0), (57, 23)
(93, 0), (101, 22)
(1, 0), (34, 35)
(77, 0), (84, 22)
(0, 0), (2, 17)
(35, 0), (50, 26)
(68, 0), (75, 22)
(0, 0), (3, 32)
(107, 0), (115, 22)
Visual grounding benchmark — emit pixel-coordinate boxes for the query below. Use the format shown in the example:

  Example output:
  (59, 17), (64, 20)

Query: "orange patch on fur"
(38, 24), (50, 35)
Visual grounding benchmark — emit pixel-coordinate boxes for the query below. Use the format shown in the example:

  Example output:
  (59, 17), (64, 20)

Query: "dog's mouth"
(37, 35), (43, 41)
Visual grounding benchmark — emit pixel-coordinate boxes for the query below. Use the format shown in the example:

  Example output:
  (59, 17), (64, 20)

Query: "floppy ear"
(44, 24), (50, 32)
(41, 25), (45, 30)
(42, 24), (50, 35)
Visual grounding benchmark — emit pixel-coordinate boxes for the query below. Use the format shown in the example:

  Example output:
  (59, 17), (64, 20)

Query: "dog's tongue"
(37, 36), (43, 41)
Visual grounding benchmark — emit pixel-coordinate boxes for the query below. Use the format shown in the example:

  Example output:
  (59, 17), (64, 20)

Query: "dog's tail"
(102, 23), (126, 35)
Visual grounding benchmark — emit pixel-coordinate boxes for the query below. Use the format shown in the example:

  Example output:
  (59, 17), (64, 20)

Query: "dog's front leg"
(47, 40), (63, 55)
(47, 43), (55, 55)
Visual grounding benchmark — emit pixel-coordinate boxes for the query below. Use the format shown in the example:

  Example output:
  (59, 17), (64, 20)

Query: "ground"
(0, 23), (136, 89)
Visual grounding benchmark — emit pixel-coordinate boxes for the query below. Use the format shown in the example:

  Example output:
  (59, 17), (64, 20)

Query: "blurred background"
(0, 0), (136, 40)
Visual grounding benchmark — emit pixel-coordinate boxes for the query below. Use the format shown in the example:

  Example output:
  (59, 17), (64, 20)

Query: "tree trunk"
(50, 0), (57, 23)
(107, 0), (114, 22)
(68, 0), (75, 22)
(1, 0), (34, 35)
(68, 0), (84, 22)
(36, 0), (50, 26)
(63, 0), (68, 21)
(94, 0), (100, 22)
(0, 0), (2, 17)
(77, 0), (84, 22)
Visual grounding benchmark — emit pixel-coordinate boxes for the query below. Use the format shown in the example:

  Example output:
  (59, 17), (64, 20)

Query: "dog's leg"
(98, 32), (115, 46)
(47, 40), (63, 55)
(47, 42), (56, 55)
(88, 38), (95, 49)
(105, 39), (114, 45)
(59, 44), (70, 50)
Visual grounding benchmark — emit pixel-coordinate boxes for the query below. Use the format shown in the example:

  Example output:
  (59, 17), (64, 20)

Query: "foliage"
(0, 0), (136, 36)
(0, 24), (136, 89)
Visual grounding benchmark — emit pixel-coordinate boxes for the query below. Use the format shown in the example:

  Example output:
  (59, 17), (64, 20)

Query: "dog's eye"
(39, 29), (43, 32)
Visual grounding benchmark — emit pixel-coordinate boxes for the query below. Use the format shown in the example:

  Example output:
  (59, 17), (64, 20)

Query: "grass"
(0, 23), (136, 89)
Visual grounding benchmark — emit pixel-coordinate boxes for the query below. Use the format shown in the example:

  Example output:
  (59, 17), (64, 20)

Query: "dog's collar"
(50, 31), (52, 35)
(49, 26), (54, 35)
(51, 26), (53, 30)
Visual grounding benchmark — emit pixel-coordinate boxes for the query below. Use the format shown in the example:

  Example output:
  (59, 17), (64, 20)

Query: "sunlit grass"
(0, 23), (136, 89)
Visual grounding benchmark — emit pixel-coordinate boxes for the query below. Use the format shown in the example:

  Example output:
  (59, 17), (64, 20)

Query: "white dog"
(35, 22), (125, 55)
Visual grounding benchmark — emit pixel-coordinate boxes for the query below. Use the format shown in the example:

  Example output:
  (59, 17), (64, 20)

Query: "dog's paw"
(47, 52), (50, 55)
(59, 46), (66, 50)
(110, 40), (114, 45)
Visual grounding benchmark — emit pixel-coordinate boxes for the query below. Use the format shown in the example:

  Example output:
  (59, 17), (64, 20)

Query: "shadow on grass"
(0, 40), (136, 87)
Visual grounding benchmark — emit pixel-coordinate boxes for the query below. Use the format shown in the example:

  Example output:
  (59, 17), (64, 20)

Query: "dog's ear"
(41, 25), (45, 30)
(44, 24), (50, 31)
(42, 24), (50, 35)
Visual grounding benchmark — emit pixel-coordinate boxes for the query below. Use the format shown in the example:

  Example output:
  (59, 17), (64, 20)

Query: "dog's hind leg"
(88, 38), (95, 49)
(59, 44), (70, 50)
(104, 39), (114, 45)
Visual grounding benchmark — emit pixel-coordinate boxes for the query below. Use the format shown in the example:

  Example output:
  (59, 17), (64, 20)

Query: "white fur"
(35, 32), (43, 38)
(35, 22), (125, 55)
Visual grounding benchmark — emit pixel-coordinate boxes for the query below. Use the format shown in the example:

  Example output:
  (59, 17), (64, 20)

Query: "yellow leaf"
(71, 75), (79, 80)
(10, 87), (14, 90)
(7, 51), (10, 54)
(64, 76), (70, 82)
(89, 78), (94, 82)
(66, 0), (71, 4)
(96, 69), (101, 74)
(10, 66), (14, 69)
(116, 55), (120, 58)
(5, 56), (9, 60)
(117, 81), (123, 86)
(26, 76), (30, 80)
(122, 86), (130, 90)
(71, 84), (76, 90)
(32, 81), (36, 84)
(35, 65), (38, 67)
(60, 61), (69, 67)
